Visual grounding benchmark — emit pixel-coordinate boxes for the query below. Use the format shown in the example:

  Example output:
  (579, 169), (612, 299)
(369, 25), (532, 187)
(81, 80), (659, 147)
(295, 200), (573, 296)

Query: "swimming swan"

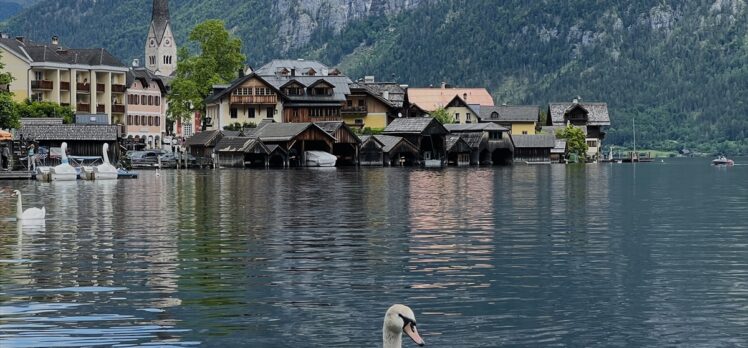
(383, 304), (425, 348)
(94, 143), (118, 180)
(12, 190), (45, 221)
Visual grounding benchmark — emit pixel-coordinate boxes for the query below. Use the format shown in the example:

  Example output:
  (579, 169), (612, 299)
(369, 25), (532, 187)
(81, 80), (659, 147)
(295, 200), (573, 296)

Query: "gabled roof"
(185, 130), (223, 147)
(511, 134), (556, 149)
(215, 137), (269, 154)
(446, 135), (471, 153)
(204, 73), (286, 104)
(444, 123), (507, 133)
(349, 82), (406, 108)
(372, 135), (419, 154)
(255, 59), (334, 76)
(407, 87), (494, 112)
(280, 79), (306, 89)
(16, 124), (119, 141)
(254, 60), (351, 103)
(479, 105), (540, 123)
(383, 117), (448, 135)
(308, 79), (335, 89)
(313, 121), (361, 144)
(551, 140), (567, 154)
(548, 101), (610, 126)
(252, 122), (335, 142)
(127, 68), (167, 93)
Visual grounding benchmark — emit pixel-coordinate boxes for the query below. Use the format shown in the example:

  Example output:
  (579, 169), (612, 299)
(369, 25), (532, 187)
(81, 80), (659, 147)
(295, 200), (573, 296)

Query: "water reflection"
(1, 161), (747, 346)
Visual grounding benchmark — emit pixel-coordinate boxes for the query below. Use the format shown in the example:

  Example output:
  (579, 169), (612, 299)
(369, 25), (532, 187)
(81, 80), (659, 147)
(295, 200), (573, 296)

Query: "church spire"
(145, 0), (177, 76)
(151, 0), (170, 44)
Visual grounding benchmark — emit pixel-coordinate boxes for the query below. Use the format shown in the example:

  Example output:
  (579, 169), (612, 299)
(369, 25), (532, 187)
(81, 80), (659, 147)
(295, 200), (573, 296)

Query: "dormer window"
(286, 87), (304, 96)
(491, 111), (499, 119)
(311, 87), (332, 96)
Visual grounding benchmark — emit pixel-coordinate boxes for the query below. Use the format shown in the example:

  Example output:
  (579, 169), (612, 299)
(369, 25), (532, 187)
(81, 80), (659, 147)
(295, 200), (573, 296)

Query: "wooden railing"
(60, 81), (70, 91)
(31, 80), (53, 90)
(341, 105), (368, 114)
(76, 83), (90, 93)
(96, 104), (105, 113)
(230, 95), (277, 105)
(77, 103), (90, 112)
(96, 84), (105, 93)
(112, 104), (125, 113)
(112, 84), (126, 93)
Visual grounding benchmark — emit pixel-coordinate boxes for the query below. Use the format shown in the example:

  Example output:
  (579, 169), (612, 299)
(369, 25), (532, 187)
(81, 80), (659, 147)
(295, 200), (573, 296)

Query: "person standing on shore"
(1, 144), (9, 171)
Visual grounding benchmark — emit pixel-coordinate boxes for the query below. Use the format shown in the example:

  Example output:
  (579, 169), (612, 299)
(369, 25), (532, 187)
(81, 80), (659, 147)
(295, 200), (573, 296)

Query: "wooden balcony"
(230, 95), (277, 105)
(76, 83), (90, 93)
(60, 81), (70, 91)
(341, 105), (368, 115)
(96, 84), (105, 93)
(96, 104), (105, 113)
(112, 104), (125, 113)
(77, 103), (90, 112)
(112, 84), (126, 93)
(31, 80), (53, 90)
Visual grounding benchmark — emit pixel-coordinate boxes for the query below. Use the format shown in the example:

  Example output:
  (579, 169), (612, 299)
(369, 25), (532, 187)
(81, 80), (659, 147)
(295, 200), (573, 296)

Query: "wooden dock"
(0, 171), (35, 180)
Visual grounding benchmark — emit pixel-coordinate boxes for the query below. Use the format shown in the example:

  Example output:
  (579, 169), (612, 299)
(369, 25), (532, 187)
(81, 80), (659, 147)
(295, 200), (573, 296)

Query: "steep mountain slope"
(3, 0), (748, 153)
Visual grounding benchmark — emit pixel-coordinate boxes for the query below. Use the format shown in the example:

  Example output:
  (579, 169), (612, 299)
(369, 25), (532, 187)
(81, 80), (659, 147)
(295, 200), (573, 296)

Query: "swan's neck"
(383, 328), (402, 348)
(16, 194), (22, 219)
(61, 144), (68, 164)
(103, 145), (110, 164)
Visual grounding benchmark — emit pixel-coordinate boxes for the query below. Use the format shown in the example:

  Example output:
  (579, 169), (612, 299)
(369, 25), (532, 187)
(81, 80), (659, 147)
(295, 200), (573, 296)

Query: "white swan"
(12, 190), (45, 221)
(50, 142), (78, 181)
(94, 143), (118, 180)
(383, 304), (425, 348)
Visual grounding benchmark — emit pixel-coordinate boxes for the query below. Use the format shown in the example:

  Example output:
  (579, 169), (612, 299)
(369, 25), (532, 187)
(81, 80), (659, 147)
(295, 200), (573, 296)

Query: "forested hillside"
(3, 0), (748, 154)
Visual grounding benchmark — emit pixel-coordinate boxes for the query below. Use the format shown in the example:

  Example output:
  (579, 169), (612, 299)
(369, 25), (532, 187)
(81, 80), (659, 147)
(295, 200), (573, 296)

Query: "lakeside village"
(0, 0), (622, 180)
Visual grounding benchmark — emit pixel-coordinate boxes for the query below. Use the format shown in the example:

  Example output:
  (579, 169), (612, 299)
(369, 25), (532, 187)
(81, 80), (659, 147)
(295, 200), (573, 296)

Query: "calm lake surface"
(1, 158), (747, 347)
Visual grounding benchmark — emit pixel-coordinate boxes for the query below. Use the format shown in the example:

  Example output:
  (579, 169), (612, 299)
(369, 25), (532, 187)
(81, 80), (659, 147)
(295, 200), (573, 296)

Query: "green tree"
(556, 124), (588, 158)
(17, 100), (75, 124)
(430, 107), (453, 125)
(168, 19), (246, 123)
(0, 51), (18, 129)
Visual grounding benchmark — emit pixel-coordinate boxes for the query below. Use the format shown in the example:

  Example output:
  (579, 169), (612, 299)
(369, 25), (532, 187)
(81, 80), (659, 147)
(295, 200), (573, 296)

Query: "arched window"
(141, 115), (146, 125)
(491, 112), (499, 119)
(127, 115), (132, 124)
(155, 96), (160, 106)
(135, 95), (140, 105)
(134, 115), (139, 125)
(155, 116), (160, 127)
(148, 116), (153, 126)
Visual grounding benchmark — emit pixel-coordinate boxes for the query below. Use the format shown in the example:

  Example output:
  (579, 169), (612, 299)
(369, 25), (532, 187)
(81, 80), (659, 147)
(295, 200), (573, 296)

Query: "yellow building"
(0, 35), (128, 123)
(478, 105), (540, 135)
(344, 79), (405, 130)
(443, 95), (481, 124)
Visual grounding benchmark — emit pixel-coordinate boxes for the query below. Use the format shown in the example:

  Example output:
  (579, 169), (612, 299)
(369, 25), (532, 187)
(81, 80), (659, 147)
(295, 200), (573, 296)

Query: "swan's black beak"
(404, 321), (424, 346)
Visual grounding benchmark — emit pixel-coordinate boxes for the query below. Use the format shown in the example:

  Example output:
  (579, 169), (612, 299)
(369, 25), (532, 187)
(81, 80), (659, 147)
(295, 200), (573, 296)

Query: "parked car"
(158, 152), (196, 168)
(130, 150), (166, 168)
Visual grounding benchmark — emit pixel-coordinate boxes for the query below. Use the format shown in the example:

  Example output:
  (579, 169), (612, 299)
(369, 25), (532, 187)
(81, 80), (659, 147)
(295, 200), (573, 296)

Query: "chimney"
(463, 92), (467, 101)
(290, 68), (296, 77)
(51, 35), (59, 45)
(0, 32), (8, 39)
(132, 58), (140, 67)
(364, 75), (375, 83)
(383, 91), (389, 100)
(238, 67), (245, 78)
(15, 36), (24, 43)
(440, 81), (446, 89)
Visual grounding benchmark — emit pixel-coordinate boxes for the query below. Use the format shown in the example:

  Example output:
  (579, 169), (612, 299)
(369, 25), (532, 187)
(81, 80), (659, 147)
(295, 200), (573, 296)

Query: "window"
(134, 115), (140, 125)
(156, 116), (160, 127)
(466, 113), (471, 123)
(454, 113), (460, 122)
(286, 87), (302, 96)
(135, 95), (140, 105)
(522, 130), (528, 135)
(34, 71), (44, 80)
(587, 140), (597, 148)
(149, 56), (156, 65)
(148, 116), (153, 126)
(163, 56), (172, 64)
(358, 99), (365, 107)
(127, 115), (132, 124)
(148, 95), (153, 105)
(248, 108), (255, 118)
(347, 100), (352, 107)
(31, 92), (43, 102)
(489, 131), (502, 140)
(155, 96), (160, 106)
(256, 87), (271, 96)
(491, 111), (499, 119)
(233, 88), (253, 96)
(230, 108), (238, 119)
(355, 119), (364, 125)
(141, 115), (146, 125)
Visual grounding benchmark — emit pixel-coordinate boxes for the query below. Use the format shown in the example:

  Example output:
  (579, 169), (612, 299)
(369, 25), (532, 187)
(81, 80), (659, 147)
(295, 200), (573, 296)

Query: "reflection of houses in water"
(406, 170), (495, 289)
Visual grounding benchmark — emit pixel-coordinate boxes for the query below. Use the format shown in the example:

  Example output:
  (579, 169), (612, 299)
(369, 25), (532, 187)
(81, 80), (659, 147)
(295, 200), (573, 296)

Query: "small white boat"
(712, 156), (734, 166)
(50, 142), (78, 181)
(304, 151), (337, 167)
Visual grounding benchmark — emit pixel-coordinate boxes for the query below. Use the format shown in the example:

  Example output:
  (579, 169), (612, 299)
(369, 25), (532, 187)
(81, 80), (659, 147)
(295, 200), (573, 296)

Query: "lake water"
(1, 159), (747, 347)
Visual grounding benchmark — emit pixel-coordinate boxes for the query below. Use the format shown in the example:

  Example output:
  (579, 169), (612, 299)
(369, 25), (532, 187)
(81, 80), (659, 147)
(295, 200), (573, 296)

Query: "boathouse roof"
(15, 124), (119, 141)
(383, 117), (448, 135)
(371, 135), (419, 154)
(511, 134), (556, 149)
(444, 123), (507, 133)
(446, 135), (472, 153)
(479, 105), (540, 123)
(184, 129), (223, 147)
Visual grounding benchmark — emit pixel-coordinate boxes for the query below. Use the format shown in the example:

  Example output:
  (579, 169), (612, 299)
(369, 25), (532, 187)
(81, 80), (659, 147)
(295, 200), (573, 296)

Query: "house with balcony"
(444, 123), (514, 165)
(344, 76), (405, 129)
(254, 59), (351, 123)
(478, 105), (540, 135)
(547, 98), (611, 160)
(404, 84), (494, 121)
(203, 72), (285, 131)
(124, 67), (167, 149)
(0, 35), (127, 124)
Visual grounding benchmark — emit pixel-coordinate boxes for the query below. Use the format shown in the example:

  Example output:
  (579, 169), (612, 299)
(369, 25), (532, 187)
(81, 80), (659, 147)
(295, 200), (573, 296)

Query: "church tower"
(145, 0), (177, 76)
